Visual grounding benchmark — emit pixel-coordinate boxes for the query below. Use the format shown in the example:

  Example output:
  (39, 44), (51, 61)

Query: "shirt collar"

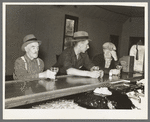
(72, 47), (77, 57)
(24, 54), (36, 62)
(72, 46), (84, 60)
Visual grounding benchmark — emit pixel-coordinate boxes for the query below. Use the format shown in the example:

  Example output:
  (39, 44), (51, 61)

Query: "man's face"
(79, 40), (89, 53)
(25, 42), (39, 59)
(103, 49), (112, 59)
(103, 49), (117, 61)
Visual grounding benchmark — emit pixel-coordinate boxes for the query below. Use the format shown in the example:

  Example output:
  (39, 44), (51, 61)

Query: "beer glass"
(50, 67), (59, 81)
(50, 67), (59, 74)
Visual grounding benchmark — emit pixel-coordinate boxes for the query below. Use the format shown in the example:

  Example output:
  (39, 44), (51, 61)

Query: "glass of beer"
(50, 67), (59, 81)
(50, 67), (59, 74)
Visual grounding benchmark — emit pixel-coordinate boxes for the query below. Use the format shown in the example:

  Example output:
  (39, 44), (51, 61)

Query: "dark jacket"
(53, 46), (94, 75)
(92, 53), (118, 74)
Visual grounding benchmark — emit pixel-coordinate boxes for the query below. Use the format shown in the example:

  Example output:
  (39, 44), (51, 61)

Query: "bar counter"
(5, 73), (144, 109)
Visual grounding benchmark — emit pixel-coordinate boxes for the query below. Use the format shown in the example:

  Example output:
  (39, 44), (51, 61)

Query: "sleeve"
(83, 53), (94, 70)
(13, 58), (39, 80)
(92, 54), (104, 69)
(38, 58), (44, 72)
(110, 60), (119, 69)
(129, 45), (136, 57)
(63, 52), (74, 70)
(60, 52), (75, 75)
(56, 51), (74, 75)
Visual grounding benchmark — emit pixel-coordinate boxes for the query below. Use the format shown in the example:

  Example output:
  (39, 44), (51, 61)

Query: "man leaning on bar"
(53, 31), (104, 78)
(13, 34), (56, 80)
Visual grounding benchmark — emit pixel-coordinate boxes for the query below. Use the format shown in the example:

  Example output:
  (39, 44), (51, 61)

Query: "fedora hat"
(21, 34), (41, 51)
(73, 31), (92, 42)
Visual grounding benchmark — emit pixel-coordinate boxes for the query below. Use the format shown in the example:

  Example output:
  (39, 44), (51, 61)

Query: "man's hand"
(88, 70), (104, 78)
(46, 70), (56, 79)
(90, 66), (104, 78)
(116, 65), (122, 70)
(110, 50), (118, 61)
(39, 70), (56, 79)
(89, 71), (100, 78)
(90, 66), (99, 71)
(109, 69), (120, 76)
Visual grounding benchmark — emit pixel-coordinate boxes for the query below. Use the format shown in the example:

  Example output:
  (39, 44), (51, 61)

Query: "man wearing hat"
(53, 31), (103, 78)
(13, 34), (56, 80)
(92, 42), (120, 74)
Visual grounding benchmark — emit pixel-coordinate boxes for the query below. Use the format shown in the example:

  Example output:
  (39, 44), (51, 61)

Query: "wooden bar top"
(5, 73), (144, 108)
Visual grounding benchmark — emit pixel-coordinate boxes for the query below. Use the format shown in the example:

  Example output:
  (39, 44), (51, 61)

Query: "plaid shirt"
(13, 54), (44, 80)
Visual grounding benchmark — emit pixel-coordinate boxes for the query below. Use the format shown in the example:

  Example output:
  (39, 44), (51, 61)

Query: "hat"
(103, 42), (116, 51)
(21, 34), (41, 51)
(73, 31), (92, 42)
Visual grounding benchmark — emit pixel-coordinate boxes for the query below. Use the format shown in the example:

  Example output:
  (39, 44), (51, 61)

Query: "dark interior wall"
(6, 5), (65, 75)
(78, 17), (123, 58)
(120, 17), (144, 57)
(6, 5), (123, 75)
(6, 5), (38, 75)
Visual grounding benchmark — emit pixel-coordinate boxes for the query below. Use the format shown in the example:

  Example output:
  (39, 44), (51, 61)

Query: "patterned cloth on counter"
(126, 90), (145, 110)
(32, 99), (86, 109)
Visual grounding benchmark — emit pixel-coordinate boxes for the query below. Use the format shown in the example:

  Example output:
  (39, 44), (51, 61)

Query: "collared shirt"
(13, 54), (44, 80)
(53, 46), (94, 75)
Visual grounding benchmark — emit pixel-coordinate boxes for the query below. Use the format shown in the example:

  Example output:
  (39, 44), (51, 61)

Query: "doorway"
(128, 37), (144, 54)
(110, 35), (119, 56)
